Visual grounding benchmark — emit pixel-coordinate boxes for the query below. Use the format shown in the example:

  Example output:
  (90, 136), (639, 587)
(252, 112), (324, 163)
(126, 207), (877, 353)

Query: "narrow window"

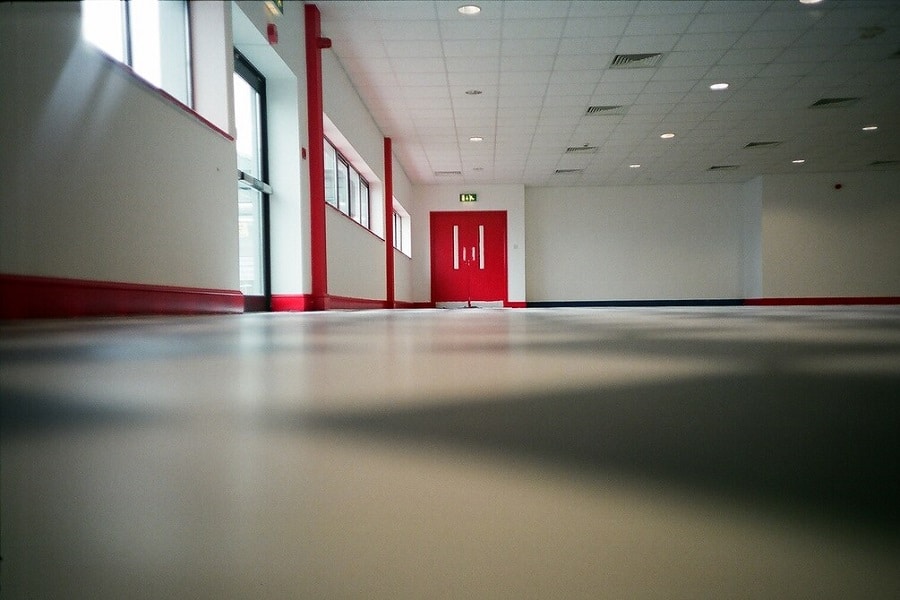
(336, 158), (349, 215)
(324, 142), (337, 207)
(359, 181), (370, 229)
(348, 169), (360, 222)
(82, 0), (192, 105)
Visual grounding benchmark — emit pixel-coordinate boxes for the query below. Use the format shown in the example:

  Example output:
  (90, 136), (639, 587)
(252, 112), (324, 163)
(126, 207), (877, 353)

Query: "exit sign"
(459, 193), (477, 203)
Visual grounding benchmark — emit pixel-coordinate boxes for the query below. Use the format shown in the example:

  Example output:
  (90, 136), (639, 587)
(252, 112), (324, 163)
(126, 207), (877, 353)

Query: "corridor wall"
(1, 2), (238, 306)
(761, 170), (900, 299)
(524, 183), (750, 303)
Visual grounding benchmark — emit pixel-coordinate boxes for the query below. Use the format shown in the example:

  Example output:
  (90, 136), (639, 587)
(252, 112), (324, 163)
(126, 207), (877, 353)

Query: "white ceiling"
(315, 0), (900, 186)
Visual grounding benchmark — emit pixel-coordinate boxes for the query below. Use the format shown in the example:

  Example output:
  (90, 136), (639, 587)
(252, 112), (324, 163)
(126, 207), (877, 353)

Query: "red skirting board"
(0, 274), (243, 319)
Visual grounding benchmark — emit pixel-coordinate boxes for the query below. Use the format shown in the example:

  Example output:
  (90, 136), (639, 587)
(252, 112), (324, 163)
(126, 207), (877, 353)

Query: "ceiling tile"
(615, 35), (681, 54)
(443, 39), (502, 57)
(687, 11), (760, 33)
(440, 19), (502, 40)
(319, 0), (900, 185)
(500, 38), (560, 56)
(626, 15), (695, 37)
(563, 17), (630, 38)
(674, 33), (743, 51)
(502, 18), (565, 39)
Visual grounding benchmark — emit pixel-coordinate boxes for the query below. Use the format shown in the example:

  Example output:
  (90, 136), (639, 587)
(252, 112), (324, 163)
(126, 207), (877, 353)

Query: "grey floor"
(2, 307), (899, 598)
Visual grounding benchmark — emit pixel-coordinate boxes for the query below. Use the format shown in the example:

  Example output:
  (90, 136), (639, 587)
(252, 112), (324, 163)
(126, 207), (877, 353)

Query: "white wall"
(412, 184), (526, 304)
(0, 2), (238, 290)
(232, 1), (309, 297)
(391, 156), (416, 303)
(761, 171), (900, 297)
(394, 250), (413, 303)
(740, 176), (763, 298)
(326, 210), (385, 300)
(525, 184), (750, 302)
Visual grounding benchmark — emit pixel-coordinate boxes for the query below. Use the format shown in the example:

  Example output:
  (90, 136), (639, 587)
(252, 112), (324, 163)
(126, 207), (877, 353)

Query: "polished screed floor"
(2, 307), (899, 598)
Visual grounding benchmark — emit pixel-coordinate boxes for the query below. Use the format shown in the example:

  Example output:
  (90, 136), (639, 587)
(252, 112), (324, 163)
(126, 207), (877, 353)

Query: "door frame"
(430, 210), (508, 307)
(234, 49), (272, 312)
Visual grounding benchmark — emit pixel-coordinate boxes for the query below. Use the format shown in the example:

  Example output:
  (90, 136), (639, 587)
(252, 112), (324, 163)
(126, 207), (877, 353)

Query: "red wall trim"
(305, 4), (328, 311)
(395, 301), (433, 309)
(505, 301), (527, 308)
(744, 297), (900, 306)
(273, 294), (392, 311)
(325, 295), (390, 310)
(271, 294), (313, 312)
(0, 274), (243, 319)
(384, 137), (395, 309)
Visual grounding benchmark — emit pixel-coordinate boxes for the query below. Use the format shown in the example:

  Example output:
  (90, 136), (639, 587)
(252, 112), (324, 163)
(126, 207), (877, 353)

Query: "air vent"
(708, 165), (740, 171)
(565, 146), (598, 154)
(586, 105), (626, 115)
(610, 53), (663, 69)
(809, 97), (861, 108)
(434, 170), (461, 176)
(554, 169), (584, 174)
(744, 141), (782, 149)
(869, 160), (900, 167)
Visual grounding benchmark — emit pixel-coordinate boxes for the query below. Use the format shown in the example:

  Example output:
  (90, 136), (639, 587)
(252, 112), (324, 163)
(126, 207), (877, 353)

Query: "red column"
(305, 4), (328, 310)
(384, 137), (395, 308)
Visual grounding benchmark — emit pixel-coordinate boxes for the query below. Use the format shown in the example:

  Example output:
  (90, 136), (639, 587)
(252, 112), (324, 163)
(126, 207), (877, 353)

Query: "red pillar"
(384, 137), (395, 308)
(305, 4), (329, 310)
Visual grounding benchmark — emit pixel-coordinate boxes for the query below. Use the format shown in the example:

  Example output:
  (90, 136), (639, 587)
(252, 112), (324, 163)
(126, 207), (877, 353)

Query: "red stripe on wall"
(0, 274), (243, 319)
(325, 295), (390, 310)
(305, 4), (328, 311)
(744, 297), (900, 306)
(271, 294), (314, 312)
(384, 137), (395, 309)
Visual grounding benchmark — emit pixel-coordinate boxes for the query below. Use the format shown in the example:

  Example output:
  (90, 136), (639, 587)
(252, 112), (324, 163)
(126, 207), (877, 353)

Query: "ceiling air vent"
(434, 170), (461, 176)
(809, 97), (861, 109)
(744, 141), (782, 149)
(610, 53), (663, 69)
(586, 105), (626, 115)
(554, 169), (584, 174)
(565, 146), (598, 154)
(869, 160), (900, 167)
(708, 165), (740, 171)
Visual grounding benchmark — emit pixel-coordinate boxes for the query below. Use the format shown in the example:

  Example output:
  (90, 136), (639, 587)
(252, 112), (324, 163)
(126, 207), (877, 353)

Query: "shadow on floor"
(298, 372), (900, 542)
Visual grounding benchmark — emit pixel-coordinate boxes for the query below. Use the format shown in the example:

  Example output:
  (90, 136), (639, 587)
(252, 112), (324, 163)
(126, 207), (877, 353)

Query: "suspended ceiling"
(315, 0), (900, 186)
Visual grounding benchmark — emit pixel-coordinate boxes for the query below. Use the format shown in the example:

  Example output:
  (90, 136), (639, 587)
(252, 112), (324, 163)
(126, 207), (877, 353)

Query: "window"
(234, 51), (271, 305)
(82, 0), (191, 105)
(392, 202), (411, 257)
(393, 211), (403, 252)
(324, 143), (337, 208)
(324, 139), (372, 231)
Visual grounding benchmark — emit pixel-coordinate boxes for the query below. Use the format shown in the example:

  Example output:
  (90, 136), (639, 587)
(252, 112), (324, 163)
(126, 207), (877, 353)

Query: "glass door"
(234, 51), (271, 311)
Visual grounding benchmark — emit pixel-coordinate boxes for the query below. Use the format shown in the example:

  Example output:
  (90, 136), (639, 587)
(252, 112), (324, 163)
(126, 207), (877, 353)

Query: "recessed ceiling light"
(629, 164), (641, 168)
(660, 132), (675, 139)
(792, 159), (806, 164)
(458, 5), (481, 15)
(862, 125), (878, 131)
(465, 89), (482, 95)
(469, 136), (483, 142)
(799, 0), (823, 4)
(709, 82), (729, 91)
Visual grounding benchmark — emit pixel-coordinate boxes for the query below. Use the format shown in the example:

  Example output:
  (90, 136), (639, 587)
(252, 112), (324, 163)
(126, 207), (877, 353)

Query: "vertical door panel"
(430, 211), (507, 304)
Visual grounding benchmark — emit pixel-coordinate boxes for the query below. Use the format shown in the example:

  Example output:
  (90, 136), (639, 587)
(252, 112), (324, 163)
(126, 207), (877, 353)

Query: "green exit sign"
(459, 193), (477, 203)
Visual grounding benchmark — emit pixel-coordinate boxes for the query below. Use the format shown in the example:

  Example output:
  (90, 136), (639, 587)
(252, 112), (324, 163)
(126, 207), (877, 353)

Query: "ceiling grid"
(318, 0), (900, 186)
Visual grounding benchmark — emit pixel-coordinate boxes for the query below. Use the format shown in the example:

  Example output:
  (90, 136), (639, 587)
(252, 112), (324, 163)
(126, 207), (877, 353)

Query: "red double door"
(430, 211), (507, 306)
